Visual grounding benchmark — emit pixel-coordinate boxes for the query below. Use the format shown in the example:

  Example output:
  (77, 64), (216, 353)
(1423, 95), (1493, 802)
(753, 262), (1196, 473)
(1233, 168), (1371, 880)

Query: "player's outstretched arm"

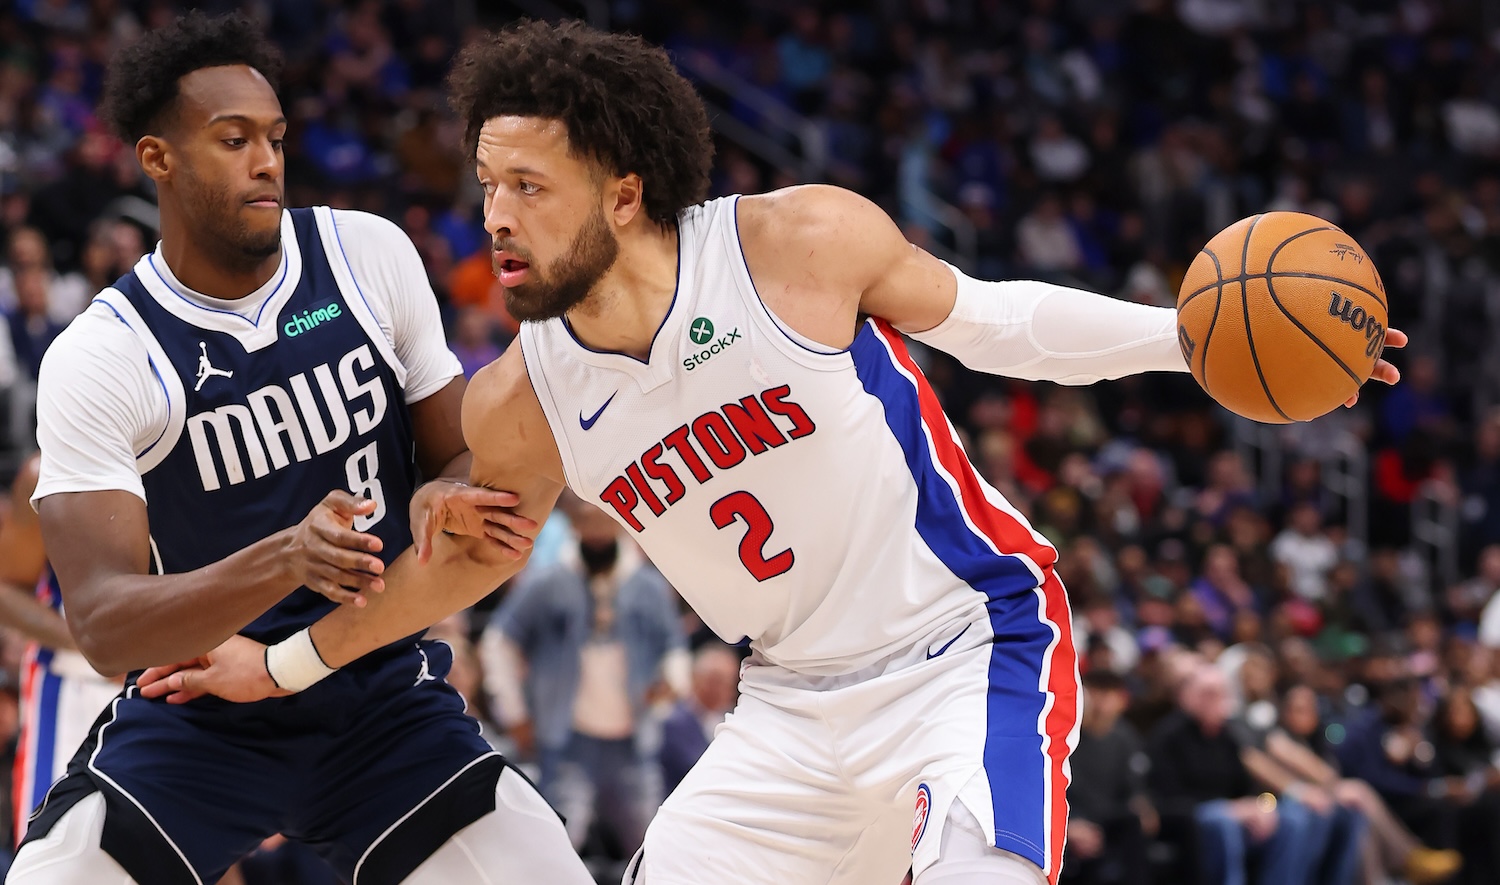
(740, 185), (1404, 396)
(40, 486), (406, 675)
(738, 184), (1186, 384)
(139, 345), (566, 702)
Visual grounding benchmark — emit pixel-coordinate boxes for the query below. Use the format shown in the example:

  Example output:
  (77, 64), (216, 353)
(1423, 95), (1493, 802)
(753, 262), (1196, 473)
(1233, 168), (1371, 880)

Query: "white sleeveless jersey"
(521, 196), (1063, 675)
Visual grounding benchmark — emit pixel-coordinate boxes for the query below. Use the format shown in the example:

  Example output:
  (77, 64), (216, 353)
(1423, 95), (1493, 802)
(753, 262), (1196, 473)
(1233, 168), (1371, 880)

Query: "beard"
(500, 208), (619, 323)
(182, 170), (282, 274)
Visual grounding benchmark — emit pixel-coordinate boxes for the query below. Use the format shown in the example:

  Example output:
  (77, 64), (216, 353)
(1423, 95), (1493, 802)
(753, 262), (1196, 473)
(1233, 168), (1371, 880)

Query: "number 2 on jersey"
(710, 491), (794, 581)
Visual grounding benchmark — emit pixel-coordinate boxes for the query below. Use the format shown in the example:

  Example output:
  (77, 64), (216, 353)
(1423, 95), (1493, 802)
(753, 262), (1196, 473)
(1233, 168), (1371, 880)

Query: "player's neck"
(566, 226), (680, 360)
(158, 215), (282, 300)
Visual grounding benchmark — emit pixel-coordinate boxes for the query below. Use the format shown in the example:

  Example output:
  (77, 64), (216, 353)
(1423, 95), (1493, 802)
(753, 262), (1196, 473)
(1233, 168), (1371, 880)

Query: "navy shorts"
(22, 640), (518, 885)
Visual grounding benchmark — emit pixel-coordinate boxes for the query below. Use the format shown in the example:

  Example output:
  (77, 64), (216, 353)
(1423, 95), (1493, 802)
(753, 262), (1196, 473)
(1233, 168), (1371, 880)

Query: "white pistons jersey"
(521, 196), (1065, 676)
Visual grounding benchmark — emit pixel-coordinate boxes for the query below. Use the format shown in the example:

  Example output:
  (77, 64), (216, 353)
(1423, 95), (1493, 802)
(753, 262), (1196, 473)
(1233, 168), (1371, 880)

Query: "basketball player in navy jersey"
(0, 454), (121, 846)
(142, 21), (1408, 885)
(12, 13), (591, 885)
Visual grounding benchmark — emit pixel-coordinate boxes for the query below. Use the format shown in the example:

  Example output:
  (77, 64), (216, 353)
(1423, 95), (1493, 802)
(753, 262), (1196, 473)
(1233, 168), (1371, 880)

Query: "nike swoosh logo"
(580, 392), (617, 431)
(926, 624), (971, 659)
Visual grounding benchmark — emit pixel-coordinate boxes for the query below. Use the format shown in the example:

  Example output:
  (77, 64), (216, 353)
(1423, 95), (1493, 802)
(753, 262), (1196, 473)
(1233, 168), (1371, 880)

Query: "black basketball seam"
(1239, 214), (1292, 421)
(1263, 272), (1363, 386)
(1264, 272), (1388, 312)
(1184, 269), (1388, 314)
(1199, 246), (1226, 388)
(1178, 225), (1338, 308)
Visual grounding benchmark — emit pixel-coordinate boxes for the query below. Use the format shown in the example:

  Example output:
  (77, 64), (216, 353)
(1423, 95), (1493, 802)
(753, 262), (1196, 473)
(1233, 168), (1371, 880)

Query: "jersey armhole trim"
(92, 290), (185, 475)
(517, 328), (583, 494)
(313, 206), (410, 390)
(726, 195), (853, 373)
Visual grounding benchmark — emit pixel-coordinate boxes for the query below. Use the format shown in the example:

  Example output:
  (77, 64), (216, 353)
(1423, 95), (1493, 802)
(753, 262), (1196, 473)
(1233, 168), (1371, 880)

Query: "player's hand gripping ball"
(1176, 212), (1402, 422)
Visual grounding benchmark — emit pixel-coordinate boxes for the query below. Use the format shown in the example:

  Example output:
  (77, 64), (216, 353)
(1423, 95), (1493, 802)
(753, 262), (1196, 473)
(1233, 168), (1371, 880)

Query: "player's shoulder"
(735, 186), (898, 272)
(326, 207), (415, 249)
(325, 208), (425, 278)
(735, 185), (886, 242)
(40, 299), (150, 378)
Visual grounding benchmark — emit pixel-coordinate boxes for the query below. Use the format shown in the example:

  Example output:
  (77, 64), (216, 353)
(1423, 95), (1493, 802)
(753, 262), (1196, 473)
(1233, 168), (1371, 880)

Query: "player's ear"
(137, 136), (171, 183)
(609, 172), (644, 228)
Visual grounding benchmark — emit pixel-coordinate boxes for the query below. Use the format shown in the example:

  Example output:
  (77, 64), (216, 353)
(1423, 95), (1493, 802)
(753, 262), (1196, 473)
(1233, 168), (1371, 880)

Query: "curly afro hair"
(99, 11), (283, 144)
(447, 20), (713, 228)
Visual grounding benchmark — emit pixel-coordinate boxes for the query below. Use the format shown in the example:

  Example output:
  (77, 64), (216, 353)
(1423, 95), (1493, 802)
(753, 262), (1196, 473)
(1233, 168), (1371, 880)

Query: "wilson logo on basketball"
(1328, 292), (1386, 358)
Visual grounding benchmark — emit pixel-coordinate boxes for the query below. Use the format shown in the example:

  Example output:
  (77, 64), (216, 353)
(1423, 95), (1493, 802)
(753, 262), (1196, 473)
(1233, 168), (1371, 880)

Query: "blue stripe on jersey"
(97, 302), (173, 458)
(847, 323), (1038, 597)
(849, 321), (1055, 867)
(28, 669), (62, 811)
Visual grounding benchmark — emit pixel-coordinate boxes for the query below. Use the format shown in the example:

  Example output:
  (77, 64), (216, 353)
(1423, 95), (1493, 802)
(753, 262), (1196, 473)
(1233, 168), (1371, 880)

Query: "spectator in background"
(1337, 677), (1485, 877)
(1475, 547), (1500, 648)
(1273, 684), (1463, 885)
(1149, 664), (1327, 885)
(5, 267), (63, 380)
(659, 643), (741, 794)
(1380, 355), (1453, 445)
(0, 227), (50, 314)
(1064, 670), (1156, 885)
(1076, 595), (1140, 675)
(1031, 115), (1090, 183)
(1272, 502), (1339, 604)
(1472, 647), (1500, 747)
(1461, 417), (1500, 562)
(449, 305), (503, 378)
(1192, 546), (1260, 642)
(482, 504), (689, 865)
(1429, 687), (1500, 883)
(45, 218), (116, 323)
(1226, 669), (1365, 885)
(1017, 192), (1084, 274)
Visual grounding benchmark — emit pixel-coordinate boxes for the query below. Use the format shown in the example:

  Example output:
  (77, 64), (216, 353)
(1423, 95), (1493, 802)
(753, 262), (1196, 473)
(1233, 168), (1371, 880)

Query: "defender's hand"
(1344, 328), (1407, 407)
(410, 481), (537, 564)
(137, 635), (287, 704)
(283, 490), (386, 606)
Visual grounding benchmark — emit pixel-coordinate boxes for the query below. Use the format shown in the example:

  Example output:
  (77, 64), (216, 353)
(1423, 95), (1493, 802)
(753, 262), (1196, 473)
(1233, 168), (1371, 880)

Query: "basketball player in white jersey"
(141, 20), (1407, 885)
(0, 454), (119, 844)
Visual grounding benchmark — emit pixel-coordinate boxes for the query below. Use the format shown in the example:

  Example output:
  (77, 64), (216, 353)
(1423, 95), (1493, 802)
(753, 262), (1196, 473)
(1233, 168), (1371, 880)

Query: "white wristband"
(265, 628), (337, 693)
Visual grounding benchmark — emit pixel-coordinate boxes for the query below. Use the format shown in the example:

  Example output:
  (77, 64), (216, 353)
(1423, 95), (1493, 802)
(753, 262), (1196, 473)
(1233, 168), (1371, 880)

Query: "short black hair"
(99, 11), (283, 144)
(447, 20), (713, 227)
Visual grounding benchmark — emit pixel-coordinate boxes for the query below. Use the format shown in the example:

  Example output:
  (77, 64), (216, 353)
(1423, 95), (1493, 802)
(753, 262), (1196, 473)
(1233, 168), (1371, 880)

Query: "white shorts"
(13, 646), (120, 842)
(634, 580), (1080, 885)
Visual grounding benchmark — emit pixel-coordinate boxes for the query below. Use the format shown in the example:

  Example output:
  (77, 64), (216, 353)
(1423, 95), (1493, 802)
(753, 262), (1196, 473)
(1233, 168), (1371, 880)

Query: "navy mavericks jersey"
(104, 208), (418, 645)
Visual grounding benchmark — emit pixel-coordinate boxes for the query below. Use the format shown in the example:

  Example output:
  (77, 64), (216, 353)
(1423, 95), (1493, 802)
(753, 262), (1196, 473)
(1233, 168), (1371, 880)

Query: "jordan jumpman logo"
(194, 342), (234, 392)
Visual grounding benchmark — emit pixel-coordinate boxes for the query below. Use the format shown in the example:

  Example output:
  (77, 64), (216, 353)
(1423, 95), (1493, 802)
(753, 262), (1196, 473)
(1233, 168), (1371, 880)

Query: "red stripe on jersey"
(14, 648), (39, 846)
(873, 319), (1080, 882)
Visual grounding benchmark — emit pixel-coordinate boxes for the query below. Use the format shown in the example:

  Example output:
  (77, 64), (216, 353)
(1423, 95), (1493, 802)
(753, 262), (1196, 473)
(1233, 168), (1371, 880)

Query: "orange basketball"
(1175, 212), (1390, 424)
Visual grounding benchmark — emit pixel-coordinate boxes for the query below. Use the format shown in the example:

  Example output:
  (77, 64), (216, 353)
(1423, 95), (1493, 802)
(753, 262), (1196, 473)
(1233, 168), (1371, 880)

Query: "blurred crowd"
(3, 1), (1500, 884)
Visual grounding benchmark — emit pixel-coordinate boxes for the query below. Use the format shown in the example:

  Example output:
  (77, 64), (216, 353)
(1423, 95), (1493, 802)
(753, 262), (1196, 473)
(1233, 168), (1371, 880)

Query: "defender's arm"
(307, 345), (566, 670)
